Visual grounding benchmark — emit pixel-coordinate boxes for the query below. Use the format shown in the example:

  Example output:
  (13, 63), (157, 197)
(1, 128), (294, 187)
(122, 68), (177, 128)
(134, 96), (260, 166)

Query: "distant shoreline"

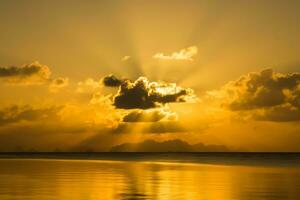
(0, 152), (300, 167)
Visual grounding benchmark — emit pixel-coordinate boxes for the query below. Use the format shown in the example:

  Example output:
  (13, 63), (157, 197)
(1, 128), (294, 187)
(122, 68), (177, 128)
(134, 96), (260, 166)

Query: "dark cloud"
(254, 105), (300, 122)
(223, 68), (300, 121)
(102, 75), (196, 109)
(102, 74), (123, 87)
(225, 68), (300, 110)
(52, 78), (66, 86)
(0, 105), (62, 126)
(110, 139), (229, 152)
(122, 109), (177, 122)
(0, 61), (51, 84)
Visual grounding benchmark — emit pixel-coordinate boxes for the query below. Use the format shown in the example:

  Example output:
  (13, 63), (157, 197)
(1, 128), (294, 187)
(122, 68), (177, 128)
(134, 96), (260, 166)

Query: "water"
(0, 153), (300, 200)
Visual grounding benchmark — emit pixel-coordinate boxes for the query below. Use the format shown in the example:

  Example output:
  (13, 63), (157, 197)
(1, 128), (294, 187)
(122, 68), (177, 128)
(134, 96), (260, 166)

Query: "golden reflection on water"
(0, 159), (300, 200)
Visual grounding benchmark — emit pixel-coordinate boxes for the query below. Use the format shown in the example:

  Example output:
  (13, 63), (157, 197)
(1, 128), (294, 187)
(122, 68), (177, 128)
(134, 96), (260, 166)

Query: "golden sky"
(0, 0), (300, 152)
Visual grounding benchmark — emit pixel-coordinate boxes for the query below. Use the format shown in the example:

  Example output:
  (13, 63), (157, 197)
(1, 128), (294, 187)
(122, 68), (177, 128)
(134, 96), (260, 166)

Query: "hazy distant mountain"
(110, 139), (229, 152)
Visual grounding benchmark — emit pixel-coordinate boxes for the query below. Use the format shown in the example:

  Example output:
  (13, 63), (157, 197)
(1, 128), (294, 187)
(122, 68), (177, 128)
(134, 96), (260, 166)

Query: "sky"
(0, 0), (300, 152)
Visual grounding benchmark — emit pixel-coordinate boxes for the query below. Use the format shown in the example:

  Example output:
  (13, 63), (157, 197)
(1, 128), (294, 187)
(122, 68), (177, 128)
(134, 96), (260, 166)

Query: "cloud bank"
(0, 105), (62, 126)
(220, 68), (300, 121)
(0, 61), (51, 84)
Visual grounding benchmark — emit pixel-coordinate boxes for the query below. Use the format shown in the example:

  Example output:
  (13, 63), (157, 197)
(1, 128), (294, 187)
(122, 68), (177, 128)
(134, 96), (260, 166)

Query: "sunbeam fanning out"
(2, 1), (300, 199)
(0, 1), (300, 153)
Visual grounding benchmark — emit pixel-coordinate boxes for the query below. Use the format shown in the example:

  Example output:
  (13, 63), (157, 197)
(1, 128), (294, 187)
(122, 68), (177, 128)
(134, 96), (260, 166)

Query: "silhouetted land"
(0, 152), (300, 167)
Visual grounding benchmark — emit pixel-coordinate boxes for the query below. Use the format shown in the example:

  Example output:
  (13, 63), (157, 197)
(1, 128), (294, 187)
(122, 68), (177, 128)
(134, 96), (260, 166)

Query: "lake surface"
(0, 153), (300, 200)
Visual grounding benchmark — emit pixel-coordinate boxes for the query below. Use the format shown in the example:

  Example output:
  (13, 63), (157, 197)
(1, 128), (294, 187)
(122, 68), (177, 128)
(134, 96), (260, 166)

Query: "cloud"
(0, 105), (62, 126)
(0, 125), (87, 152)
(102, 75), (197, 109)
(49, 77), (69, 92)
(110, 139), (229, 152)
(0, 100), (205, 151)
(112, 120), (206, 134)
(153, 46), (198, 61)
(122, 109), (177, 122)
(254, 104), (300, 122)
(0, 100), (120, 152)
(76, 78), (102, 93)
(224, 68), (300, 110)
(121, 56), (131, 61)
(219, 68), (300, 121)
(0, 61), (51, 84)
(69, 120), (199, 152)
(102, 74), (124, 87)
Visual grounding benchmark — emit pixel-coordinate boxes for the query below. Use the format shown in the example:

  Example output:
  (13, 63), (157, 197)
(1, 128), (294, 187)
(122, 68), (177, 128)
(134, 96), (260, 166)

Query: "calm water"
(0, 153), (300, 200)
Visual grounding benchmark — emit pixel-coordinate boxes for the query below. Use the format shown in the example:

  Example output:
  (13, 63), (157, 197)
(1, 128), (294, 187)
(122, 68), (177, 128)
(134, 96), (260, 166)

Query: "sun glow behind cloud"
(0, 0), (300, 151)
